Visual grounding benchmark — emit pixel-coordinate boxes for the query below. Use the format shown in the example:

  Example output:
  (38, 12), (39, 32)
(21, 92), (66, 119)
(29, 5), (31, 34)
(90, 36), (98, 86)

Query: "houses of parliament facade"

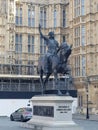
(0, 0), (98, 114)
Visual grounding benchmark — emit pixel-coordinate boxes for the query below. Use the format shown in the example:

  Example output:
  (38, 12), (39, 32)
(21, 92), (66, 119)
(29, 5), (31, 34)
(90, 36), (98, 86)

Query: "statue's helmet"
(48, 31), (54, 37)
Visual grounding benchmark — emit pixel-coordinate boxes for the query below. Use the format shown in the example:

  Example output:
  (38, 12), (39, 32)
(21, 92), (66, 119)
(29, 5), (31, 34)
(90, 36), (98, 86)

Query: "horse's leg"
(40, 69), (44, 95)
(53, 69), (58, 86)
(43, 73), (51, 92)
(54, 69), (62, 95)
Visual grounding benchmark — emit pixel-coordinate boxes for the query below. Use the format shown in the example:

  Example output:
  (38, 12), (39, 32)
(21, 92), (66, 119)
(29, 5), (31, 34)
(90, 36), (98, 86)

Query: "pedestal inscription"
(56, 105), (71, 113)
(33, 105), (54, 117)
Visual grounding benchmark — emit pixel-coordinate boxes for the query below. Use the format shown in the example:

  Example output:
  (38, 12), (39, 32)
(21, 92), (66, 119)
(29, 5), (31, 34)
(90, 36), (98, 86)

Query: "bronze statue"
(38, 24), (72, 94)
(39, 24), (59, 74)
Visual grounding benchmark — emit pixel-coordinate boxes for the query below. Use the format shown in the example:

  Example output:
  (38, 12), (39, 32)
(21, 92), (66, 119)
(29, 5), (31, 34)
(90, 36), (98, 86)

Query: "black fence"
(0, 90), (77, 99)
(0, 91), (41, 99)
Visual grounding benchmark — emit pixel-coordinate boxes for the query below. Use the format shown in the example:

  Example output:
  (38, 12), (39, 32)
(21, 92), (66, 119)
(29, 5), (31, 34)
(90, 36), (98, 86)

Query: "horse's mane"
(58, 42), (72, 61)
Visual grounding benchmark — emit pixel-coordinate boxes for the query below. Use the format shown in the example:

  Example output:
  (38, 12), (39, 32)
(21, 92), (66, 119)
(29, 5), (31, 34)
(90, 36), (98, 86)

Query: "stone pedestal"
(28, 95), (83, 130)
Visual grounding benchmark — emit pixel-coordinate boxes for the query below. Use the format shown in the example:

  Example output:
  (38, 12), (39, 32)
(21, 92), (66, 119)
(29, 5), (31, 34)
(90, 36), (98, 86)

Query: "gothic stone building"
(0, 0), (98, 114)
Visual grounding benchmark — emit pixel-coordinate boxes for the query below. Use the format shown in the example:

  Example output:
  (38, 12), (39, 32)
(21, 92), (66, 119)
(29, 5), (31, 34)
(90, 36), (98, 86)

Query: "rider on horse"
(39, 24), (59, 74)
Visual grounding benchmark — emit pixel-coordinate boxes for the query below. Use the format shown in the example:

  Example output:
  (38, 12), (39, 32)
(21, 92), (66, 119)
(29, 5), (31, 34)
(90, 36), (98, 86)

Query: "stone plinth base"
(28, 120), (82, 130)
(27, 95), (83, 130)
(42, 125), (82, 130)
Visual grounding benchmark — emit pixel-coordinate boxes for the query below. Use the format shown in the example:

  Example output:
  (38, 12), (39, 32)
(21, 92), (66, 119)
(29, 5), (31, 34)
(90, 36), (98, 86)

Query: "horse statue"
(37, 42), (72, 94)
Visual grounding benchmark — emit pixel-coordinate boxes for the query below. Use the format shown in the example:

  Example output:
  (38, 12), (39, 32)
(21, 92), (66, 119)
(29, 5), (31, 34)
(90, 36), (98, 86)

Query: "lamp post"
(86, 86), (89, 119)
(85, 77), (90, 119)
(65, 74), (70, 96)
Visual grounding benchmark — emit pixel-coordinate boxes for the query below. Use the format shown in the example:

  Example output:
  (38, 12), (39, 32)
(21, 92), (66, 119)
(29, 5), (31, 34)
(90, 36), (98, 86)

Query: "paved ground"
(74, 119), (98, 130)
(0, 117), (30, 130)
(72, 114), (98, 130)
(0, 115), (98, 130)
(72, 113), (98, 121)
(21, 114), (98, 130)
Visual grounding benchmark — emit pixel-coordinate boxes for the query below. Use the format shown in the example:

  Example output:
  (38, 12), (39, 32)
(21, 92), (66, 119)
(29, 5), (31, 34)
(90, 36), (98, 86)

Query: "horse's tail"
(37, 56), (44, 73)
(37, 66), (39, 74)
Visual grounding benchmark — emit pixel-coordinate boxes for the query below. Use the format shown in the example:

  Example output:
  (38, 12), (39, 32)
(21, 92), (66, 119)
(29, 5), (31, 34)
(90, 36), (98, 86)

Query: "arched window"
(28, 6), (35, 27)
(40, 8), (47, 28)
(63, 9), (66, 27)
(16, 7), (22, 25)
(15, 34), (22, 53)
(28, 35), (34, 53)
(54, 9), (57, 28)
(40, 36), (46, 54)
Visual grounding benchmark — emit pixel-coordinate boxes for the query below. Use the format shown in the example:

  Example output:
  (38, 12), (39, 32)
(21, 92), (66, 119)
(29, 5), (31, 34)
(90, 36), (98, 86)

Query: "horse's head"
(59, 42), (72, 63)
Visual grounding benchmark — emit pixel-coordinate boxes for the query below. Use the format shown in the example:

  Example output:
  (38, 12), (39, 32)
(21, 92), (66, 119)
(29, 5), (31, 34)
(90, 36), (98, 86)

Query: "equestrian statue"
(38, 24), (72, 94)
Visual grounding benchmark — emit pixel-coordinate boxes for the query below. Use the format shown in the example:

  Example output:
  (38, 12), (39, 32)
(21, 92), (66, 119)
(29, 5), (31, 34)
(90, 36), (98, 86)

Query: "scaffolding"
(0, 0), (38, 92)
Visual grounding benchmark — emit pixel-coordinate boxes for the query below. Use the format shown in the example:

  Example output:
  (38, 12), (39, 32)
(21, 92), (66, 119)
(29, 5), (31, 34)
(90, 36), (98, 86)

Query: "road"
(0, 117), (98, 130)
(74, 119), (98, 130)
(0, 117), (30, 130)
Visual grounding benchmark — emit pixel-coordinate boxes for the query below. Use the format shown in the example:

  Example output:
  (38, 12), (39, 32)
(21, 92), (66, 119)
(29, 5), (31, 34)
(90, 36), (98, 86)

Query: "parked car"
(10, 107), (32, 122)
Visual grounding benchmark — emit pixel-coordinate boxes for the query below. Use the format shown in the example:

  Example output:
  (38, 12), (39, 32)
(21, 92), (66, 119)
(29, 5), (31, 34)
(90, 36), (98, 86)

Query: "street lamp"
(85, 77), (90, 119)
(65, 74), (70, 96)
(86, 86), (89, 119)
